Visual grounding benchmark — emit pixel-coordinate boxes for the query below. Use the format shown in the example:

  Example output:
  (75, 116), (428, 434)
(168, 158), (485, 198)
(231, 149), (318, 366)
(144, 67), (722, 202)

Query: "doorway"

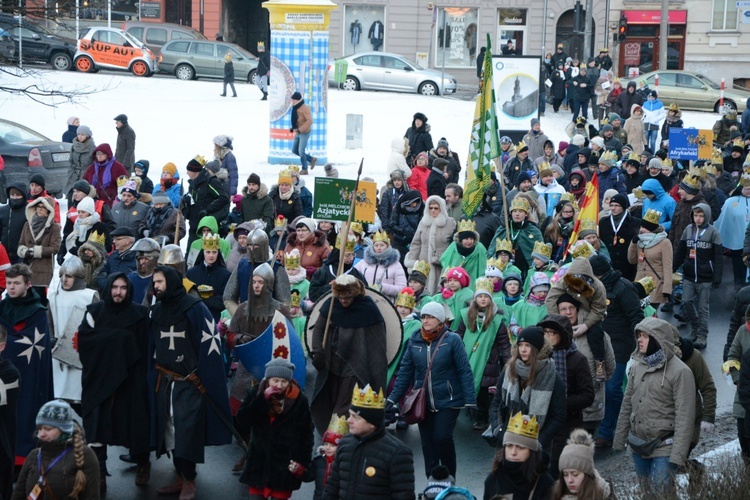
(223, 0), (268, 54)
(555, 9), (596, 61)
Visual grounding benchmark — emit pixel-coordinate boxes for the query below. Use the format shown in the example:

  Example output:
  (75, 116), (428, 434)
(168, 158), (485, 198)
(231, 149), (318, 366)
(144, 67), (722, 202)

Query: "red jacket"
(409, 165), (431, 200)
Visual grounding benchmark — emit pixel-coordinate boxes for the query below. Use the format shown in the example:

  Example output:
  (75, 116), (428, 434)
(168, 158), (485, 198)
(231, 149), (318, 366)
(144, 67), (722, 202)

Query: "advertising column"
(264, 0), (336, 165)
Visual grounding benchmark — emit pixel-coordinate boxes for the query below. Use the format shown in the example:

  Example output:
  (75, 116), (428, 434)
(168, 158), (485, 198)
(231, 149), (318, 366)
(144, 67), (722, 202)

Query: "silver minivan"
(121, 21), (205, 57)
(158, 39), (258, 83)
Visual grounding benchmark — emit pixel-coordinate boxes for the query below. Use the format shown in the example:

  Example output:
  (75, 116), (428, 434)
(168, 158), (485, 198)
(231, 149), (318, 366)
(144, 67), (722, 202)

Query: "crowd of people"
(2, 94), (750, 500)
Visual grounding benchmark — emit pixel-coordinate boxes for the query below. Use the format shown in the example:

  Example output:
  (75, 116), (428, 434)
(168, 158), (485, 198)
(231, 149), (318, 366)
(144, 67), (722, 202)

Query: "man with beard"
(149, 266), (232, 499)
(240, 173), (274, 231)
(128, 237), (161, 304)
(0, 264), (52, 464)
(309, 233), (368, 302)
(186, 234), (232, 322)
(223, 225), (291, 314)
(310, 274), (387, 435)
(0, 324), (20, 500)
(77, 273), (151, 490)
(47, 256), (99, 406)
(486, 197), (544, 277)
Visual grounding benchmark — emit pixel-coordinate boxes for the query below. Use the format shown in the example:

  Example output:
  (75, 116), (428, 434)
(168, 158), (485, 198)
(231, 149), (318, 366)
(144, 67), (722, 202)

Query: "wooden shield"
(305, 288), (403, 365)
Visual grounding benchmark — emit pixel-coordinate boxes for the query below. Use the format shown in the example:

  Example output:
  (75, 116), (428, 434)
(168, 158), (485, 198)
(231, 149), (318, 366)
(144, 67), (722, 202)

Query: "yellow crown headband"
(351, 383), (385, 409)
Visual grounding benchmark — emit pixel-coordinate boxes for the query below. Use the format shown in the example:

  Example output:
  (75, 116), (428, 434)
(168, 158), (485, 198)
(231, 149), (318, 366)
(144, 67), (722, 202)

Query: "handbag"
(401, 332), (445, 425)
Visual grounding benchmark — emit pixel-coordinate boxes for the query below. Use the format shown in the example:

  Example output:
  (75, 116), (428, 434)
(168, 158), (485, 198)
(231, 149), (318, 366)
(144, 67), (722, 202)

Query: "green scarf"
(460, 306), (503, 394)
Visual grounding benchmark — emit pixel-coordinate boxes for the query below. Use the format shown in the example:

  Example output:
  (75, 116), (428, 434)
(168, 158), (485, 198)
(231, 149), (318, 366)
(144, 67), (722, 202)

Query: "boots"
(261, 92), (268, 101)
(310, 157), (318, 170)
(220, 93), (226, 97)
(232, 454), (246, 473)
(157, 477), (183, 495)
(180, 480), (196, 500)
(135, 462), (151, 486)
(300, 169), (309, 175)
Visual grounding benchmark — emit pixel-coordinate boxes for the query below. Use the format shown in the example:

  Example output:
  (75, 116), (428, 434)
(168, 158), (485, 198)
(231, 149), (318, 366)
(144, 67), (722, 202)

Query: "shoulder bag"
(401, 332), (446, 425)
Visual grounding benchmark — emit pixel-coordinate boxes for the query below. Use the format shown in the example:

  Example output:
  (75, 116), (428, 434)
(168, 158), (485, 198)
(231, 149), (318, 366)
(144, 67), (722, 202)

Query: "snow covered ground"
(1, 68), (721, 198)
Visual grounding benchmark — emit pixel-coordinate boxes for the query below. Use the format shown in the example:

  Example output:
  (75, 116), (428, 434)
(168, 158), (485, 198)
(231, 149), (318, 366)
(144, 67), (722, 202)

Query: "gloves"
(385, 399), (398, 425)
(572, 323), (589, 338)
(311, 352), (326, 371)
(57, 253), (65, 266)
(198, 209), (208, 218)
(700, 421), (715, 434)
(288, 460), (306, 477)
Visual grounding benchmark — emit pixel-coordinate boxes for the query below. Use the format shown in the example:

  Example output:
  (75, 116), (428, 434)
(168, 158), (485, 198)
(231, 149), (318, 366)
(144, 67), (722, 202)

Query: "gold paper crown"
(202, 233), (221, 251)
(510, 196), (531, 214)
(516, 140), (527, 151)
(705, 162), (718, 177)
(87, 230), (106, 247)
(193, 154), (207, 167)
(579, 63), (586, 69)
(579, 218), (598, 233)
(351, 383), (385, 409)
(662, 158), (673, 168)
(681, 173), (702, 190)
(711, 148), (724, 166)
(532, 240), (552, 260)
(538, 161), (552, 172)
(457, 219), (476, 235)
(734, 136), (745, 148)
(496, 239), (514, 255)
(116, 175), (129, 188)
(613, 77), (620, 83)
(632, 186), (646, 199)
(349, 222), (364, 235)
(474, 277), (494, 296)
(486, 256), (507, 272)
(325, 414), (349, 440)
(740, 171), (750, 188)
(637, 276), (656, 295)
(570, 240), (595, 259)
(560, 192), (577, 205)
(507, 412), (540, 440)
(129, 175), (142, 189)
(372, 230), (390, 244)
(643, 209), (662, 226)
(285, 248), (301, 269)
(668, 103), (679, 112)
(278, 169), (293, 184)
(599, 117), (609, 126)
(395, 287), (416, 309)
(628, 151), (641, 162)
(274, 215), (287, 228)
(290, 289), (301, 307)
(287, 165), (301, 175)
(336, 233), (357, 252)
(600, 150), (618, 163)
(575, 116), (587, 126)
(257, 41), (265, 51)
(412, 260), (431, 277)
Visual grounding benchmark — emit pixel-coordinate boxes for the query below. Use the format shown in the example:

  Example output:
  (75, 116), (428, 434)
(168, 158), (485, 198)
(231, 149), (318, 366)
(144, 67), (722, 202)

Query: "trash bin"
(334, 59), (348, 86)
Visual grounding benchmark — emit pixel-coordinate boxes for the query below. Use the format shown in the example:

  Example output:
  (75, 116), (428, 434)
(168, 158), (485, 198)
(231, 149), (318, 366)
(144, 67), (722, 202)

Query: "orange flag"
(564, 172), (600, 259)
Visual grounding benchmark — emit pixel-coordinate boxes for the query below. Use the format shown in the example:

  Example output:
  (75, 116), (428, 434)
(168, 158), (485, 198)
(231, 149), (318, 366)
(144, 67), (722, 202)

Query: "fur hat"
(36, 400), (74, 434)
(332, 274), (365, 299)
(420, 301), (446, 322)
(264, 357), (295, 381)
(559, 429), (596, 477)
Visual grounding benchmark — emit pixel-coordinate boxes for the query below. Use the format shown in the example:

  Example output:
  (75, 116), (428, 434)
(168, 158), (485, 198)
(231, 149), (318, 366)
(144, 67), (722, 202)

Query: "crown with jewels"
(711, 148), (724, 166)
(116, 175), (130, 188)
(202, 233), (221, 251)
(288, 164), (301, 174)
(457, 219), (476, 235)
(412, 260), (431, 277)
(474, 277), (494, 296)
(351, 383), (385, 409)
(643, 209), (662, 226)
(274, 215), (287, 228)
(87, 230), (106, 247)
(638, 276), (656, 295)
(372, 230), (390, 244)
(507, 412), (540, 440)
(570, 240), (595, 259)
(579, 218), (598, 233)
(740, 167), (750, 188)
(336, 233), (357, 252)
(285, 248), (301, 269)
(600, 150), (618, 163)
(510, 196), (531, 214)
(532, 241), (553, 260)
(290, 289), (301, 308)
(632, 186), (646, 200)
(496, 239), (514, 255)
(323, 414), (349, 445)
(395, 287), (416, 309)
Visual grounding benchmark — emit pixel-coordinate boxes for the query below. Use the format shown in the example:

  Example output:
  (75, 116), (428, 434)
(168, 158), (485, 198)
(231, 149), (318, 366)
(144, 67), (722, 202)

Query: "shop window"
(435, 7), (479, 68)
(343, 5), (386, 55)
(713, 0), (738, 30)
(497, 9), (527, 57)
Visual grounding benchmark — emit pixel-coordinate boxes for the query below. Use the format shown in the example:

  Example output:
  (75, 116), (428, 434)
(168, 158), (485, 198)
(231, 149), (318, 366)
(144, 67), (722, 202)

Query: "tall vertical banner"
(265, 1), (336, 165)
(463, 34), (500, 219)
(493, 55), (541, 137)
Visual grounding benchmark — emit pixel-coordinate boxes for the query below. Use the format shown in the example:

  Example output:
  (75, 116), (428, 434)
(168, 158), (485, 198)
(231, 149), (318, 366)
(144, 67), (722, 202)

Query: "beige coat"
(728, 324), (750, 419)
(404, 195), (456, 295)
(18, 197), (61, 287)
(613, 317), (696, 465)
(627, 232), (673, 304)
(623, 104), (645, 155)
(577, 327), (616, 424)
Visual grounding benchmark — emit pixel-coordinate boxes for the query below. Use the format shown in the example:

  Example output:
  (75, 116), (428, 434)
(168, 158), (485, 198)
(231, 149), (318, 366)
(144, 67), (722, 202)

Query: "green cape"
(460, 307), (503, 394)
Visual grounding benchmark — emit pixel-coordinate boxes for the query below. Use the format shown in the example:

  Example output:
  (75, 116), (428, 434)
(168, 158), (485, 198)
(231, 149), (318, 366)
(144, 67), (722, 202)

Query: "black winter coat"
(550, 350), (595, 464)
(237, 381), (314, 492)
(599, 269), (645, 363)
(223, 60), (235, 83)
(563, 145), (581, 175)
(183, 169), (230, 239)
(615, 88), (644, 119)
(308, 250), (368, 302)
(571, 73), (592, 101)
(378, 182), (405, 234)
(550, 68), (567, 100)
(427, 168), (448, 199)
(186, 256), (232, 322)
(390, 199), (422, 247)
(472, 209), (502, 250)
(97, 249), (137, 290)
(724, 285), (750, 360)
(404, 123), (433, 165)
(269, 185), (303, 223)
(483, 464), (555, 500)
(322, 428), (415, 500)
(0, 192), (27, 263)
(598, 212), (641, 281)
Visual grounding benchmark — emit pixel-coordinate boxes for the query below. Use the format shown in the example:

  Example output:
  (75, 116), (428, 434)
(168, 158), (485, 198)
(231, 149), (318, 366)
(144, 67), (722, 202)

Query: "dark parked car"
(0, 118), (71, 202)
(0, 13), (76, 70)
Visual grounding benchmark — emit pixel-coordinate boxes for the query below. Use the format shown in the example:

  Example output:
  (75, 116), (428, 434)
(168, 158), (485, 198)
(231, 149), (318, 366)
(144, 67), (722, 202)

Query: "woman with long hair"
(544, 200), (578, 262)
(551, 429), (615, 499)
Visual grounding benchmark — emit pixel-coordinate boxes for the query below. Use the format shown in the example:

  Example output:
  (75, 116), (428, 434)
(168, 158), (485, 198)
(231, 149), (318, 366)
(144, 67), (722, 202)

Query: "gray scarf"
(30, 214), (48, 241)
(637, 230), (668, 249)
(501, 358), (557, 428)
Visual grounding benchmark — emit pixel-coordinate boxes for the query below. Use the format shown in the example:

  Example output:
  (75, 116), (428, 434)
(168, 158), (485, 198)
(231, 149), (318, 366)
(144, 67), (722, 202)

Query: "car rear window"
(127, 27), (144, 40)
(166, 41), (190, 53)
(146, 28), (167, 44)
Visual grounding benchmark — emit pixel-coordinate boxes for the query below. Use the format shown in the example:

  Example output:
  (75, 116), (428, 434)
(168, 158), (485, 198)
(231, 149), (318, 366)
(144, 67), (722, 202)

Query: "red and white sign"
(623, 43), (641, 66)
(624, 10), (687, 24)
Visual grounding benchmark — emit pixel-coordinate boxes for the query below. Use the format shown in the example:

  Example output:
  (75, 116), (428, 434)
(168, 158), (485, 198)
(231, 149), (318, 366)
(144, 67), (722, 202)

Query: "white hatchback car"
(74, 26), (156, 76)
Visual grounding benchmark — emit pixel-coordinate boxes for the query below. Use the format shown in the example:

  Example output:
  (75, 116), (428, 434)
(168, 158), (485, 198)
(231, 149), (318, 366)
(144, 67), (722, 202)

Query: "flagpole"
(496, 160), (511, 236)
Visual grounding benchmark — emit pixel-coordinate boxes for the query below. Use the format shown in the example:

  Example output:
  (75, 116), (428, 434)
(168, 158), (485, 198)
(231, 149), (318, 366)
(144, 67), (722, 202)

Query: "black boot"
(261, 92), (268, 101)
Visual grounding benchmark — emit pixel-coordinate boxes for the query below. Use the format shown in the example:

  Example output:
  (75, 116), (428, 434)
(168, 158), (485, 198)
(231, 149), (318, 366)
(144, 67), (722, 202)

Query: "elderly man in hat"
(310, 274), (387, 435)
(111, 179), (149, 236)
(96, 226), (137, 289)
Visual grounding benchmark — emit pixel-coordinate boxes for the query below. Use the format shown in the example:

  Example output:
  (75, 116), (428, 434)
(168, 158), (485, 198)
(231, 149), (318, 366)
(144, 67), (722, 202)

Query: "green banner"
(313, 177), (376, 223)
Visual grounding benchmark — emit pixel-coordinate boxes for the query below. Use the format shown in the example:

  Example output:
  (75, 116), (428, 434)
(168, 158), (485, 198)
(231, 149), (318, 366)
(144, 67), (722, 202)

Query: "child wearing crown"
(493, 240), (523, 279)
(456, 278), (511, 430)
(284, 248), (312, 346)
(508, 272), (551, 343)
(440, 220), (487, 285)
(486, 197), (543, 277)
(406, 260), (435, 313)
(484, 258), (509, 314)
(302, 415), (349, 499)
(353, 230), (406, 302)
(432, 267), (473, 331)
(522, 241), (559, 296)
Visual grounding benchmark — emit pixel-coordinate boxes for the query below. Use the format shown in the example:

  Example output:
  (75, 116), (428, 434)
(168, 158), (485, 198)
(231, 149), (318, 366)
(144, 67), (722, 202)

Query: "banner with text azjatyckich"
(313, 177), (376, 223)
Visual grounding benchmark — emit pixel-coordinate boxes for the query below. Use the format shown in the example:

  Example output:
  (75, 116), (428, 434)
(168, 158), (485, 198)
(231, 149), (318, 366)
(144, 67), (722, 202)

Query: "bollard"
(346, 114), (363, 149)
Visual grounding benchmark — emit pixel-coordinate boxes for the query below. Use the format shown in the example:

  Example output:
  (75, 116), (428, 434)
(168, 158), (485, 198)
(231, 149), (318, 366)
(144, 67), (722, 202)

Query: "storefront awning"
(624, 10), (687, 24)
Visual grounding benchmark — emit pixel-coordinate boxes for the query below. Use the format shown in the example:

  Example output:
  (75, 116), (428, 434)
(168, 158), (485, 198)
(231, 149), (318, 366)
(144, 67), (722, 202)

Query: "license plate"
(52, 152), (70, 162)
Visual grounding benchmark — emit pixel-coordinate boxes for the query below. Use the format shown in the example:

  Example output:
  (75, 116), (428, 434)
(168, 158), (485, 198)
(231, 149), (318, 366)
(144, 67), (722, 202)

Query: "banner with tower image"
(492, 56), (541, 133)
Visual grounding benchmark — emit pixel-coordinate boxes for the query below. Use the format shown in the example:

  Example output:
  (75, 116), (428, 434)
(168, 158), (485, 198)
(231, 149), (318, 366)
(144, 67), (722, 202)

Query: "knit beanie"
(648, 158), (662, 170)
(163, 162), (179, 176)
(76, 125), (92, 137)
(29, 173), (45, 188)
(516, 171), (533, 185)
(556, 292), (581, 310)
(205, 160), (221, 174)
(420, 301), (446, 322)
(36, 400), (74, 434)
(516, 326), (545, 351)
(264, 357), (295, 381)
(558, 141), (569, 152)
(590, 137), (605, 149)
(529, 272), (550, 293)
(72, 179), (91, 194)
(588, 254), (611, 277)
(296, 217), (316, 234)
(77, 196), (96, 215)
(152, 192), (171, 205)
(248, 173), (261, 185)
(436, 137), (450, 151)
(325, 163), (339, 178)
(408, 269), (428, 286)
(424, 465), (456, 499)
(610, 193), (630, 209)
(571, 134), (585, 146)
(558, 429), (596, 477)
(444, 267), (470, 289)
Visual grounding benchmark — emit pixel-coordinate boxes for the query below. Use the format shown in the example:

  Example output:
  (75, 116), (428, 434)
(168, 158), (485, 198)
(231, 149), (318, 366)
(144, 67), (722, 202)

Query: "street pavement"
(97, 256), (740, 498)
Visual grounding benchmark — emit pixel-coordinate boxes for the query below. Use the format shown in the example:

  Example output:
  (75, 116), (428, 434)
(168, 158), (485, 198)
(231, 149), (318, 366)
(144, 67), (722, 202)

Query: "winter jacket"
(724, 287), (750, 361)
(599, 212), (641, 281)
(186, 256), (232, 322)
(578, 327), (616, 424)
(292, 100), (312, 134)
(522, 130), (549, 162)
(483, 465), (554, 500)
(139, 204), (185, 245)
(115, 123), (136, 172)
(550, 67), (567, 100)
(378, 181), (406, 234)
(628, 232), (673, 304)
(661, 111), (684, 144)
(614, 84), (644, 119)
(82, 144), (128, 206)
(562, 144), (582, 175)
(284, 230), (331, 280)
(668, 192), (707, 253)
(308, 250), (368, 302)
(390, 327), (477, 410)
(218, 149), (238, 196)
(152, 172), (183, 209)
(641, 178), (676, 232)
(712, 116), (738, 146)
(404, 196), (456, 295)
(295, 178), (313, 217)
(702, 181), (726, 222)
(642, 97), (666, 131)
(322, 427), (415, 500)
(354, 246), (406, 300)
(533, 179), (566, 218)
(97, 247), (137, 290)
(223, 60), (235, 83)
(17, 197), (61, 286)
(111, 199), (149, 236)
(546, 257), (609, 331)
(409, 164), (431, 200)
(426, 167), (448, 199)
(731, 325), (750, 418)
(26, 190), (60, 225)
(269, 184), (303, 223)
(571, 73), (592, 101)
(133, 159), (154, 195)
(387, 137), (412, 179)
(504, 155), (537, 189)
(597, 166), (627, 200)
(677, 337), (717, 446)
(241, 183), (274, 232)
(404, 119), (433, 165)
(429, 148), (460, 185)
(183, 168), (230, 244)
(598, 268), (645, 362)
(613, 317), (696, 466)
(68, 137), (97, 189)
(0, 183), (29, 264)
(237, 381), (314, 492)
(390, 190), (423, 248)
(673, 203), (723, 284)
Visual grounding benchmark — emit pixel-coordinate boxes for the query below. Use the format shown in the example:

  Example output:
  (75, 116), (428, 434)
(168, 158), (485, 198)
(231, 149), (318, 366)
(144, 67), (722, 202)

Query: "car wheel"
(718, 100), (737, 113)
(50, 52), (73, 71)
(175, 64), (195, 81)
(418, 81), (438, 96)
(75, 55), (95, 73)
(247, 69), (257, 85)
(131, 60), (150, 77)
(343, 76), (359, 91)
